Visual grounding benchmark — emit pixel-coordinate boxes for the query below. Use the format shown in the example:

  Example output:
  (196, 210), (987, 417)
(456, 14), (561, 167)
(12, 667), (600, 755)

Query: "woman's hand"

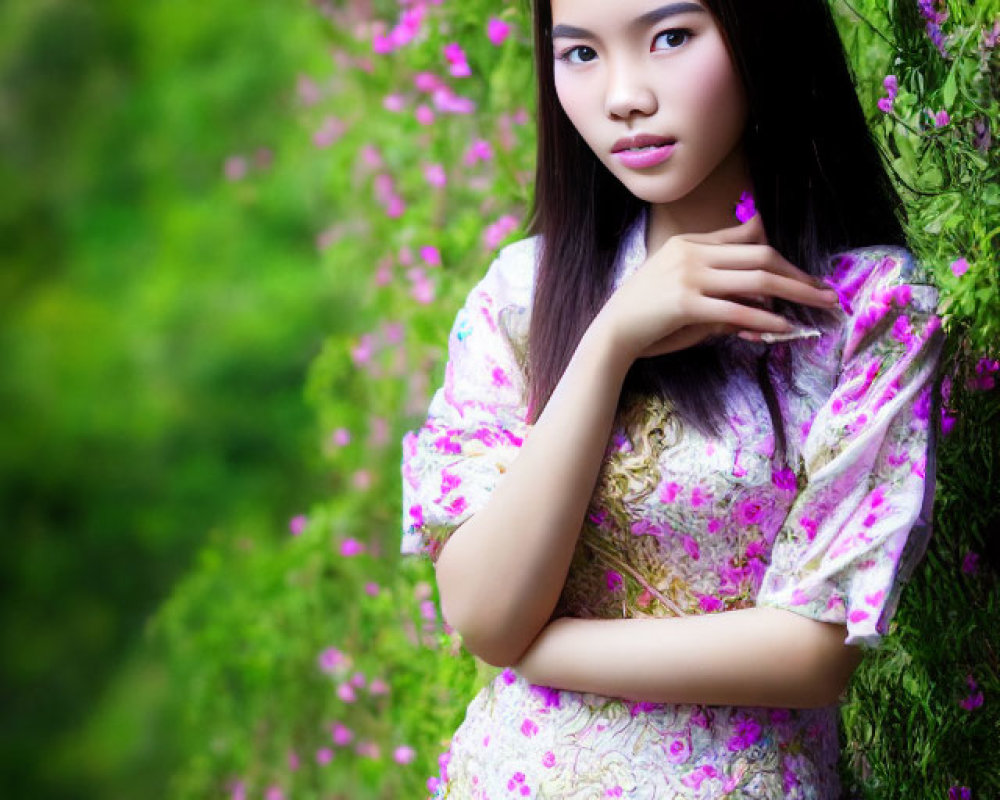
(592, 213), (840, 363)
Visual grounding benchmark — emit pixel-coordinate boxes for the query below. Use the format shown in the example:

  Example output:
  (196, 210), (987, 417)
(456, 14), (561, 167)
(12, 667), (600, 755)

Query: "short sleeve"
(399, 240), (535, 563)
(756, 247), (945, 650)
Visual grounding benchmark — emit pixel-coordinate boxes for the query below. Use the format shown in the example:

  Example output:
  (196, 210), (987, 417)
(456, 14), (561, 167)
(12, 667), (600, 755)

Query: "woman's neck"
(645, 146), (754, 254)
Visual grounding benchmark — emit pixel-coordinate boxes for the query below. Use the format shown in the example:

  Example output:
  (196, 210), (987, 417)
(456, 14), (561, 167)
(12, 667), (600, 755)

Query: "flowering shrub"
(155, 1), (999, 798)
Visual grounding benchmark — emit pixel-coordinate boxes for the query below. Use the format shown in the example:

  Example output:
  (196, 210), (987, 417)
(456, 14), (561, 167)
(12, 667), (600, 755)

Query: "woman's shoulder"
(821, 243), (939, 317)
(478, 233), (542, 307)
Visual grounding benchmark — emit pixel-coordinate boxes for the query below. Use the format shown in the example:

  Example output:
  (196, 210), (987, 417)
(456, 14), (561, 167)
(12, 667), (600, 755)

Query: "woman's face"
(550, 0), (749, 210)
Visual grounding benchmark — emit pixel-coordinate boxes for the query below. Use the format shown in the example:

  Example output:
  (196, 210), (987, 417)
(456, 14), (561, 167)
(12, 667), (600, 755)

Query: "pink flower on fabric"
(771, 467), (796, 492)
(698, 594), (723, 612)
(791, 589), (810, 606)
(520, 718), (539, 737)
(530, 683), (562, 708)
(541, 751), (556, 768)
(487, 17), (511, 46)
(606, 787), (623, 797)
(727, 714), (762, 751)
(682, 535), (701, 560)
(707, 517), (723, 534)
(658, 480), (682, 503)
(501, 668), (517, 685)
(734, 498), (765, 526)
(605, 569), (624, 592)
(689, 486), (710, 507)
(848, 609), (870, 623)
(682, 765), (718, 789)
(664, 734), (692, 763)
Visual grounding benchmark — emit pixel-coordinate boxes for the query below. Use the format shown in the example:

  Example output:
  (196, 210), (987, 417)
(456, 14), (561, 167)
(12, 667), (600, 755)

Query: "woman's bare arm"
(512, 610), (865, 709)
(435, 319), (632, 667)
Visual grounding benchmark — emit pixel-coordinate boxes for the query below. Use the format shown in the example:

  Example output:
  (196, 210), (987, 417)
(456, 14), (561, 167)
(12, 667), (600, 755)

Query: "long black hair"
(526, 0), (907, 460)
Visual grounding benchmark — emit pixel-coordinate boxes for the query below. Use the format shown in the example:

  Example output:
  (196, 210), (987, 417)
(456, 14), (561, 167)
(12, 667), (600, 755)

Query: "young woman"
(400, 0), (945, 796)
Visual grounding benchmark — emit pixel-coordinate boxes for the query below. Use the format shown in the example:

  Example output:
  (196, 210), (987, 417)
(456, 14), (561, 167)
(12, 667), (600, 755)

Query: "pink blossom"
(297, 74), (321, 105)
(414, 71), (444, 92)
(771, 467), (796, 492)
(951, 257), (969, 277)
(331, 721), (354, 746)
(289, 514), (307, 536)
(463, 138), (494, 166)
(331, 427), (351, 447)
(313, 116), (346, 147)
(487, 17), (511, 46)
(542, 751), (556, 768)
(228, 780), (246, 800)
(360, 144), (383, 168)
(287, 750), (300, 771)
(394, 745), (417, 764)
(415, 104), (435, 125)
(369, 676), (389, 694)
(337, 682), (357, 703)
(432, 86), (476, 114)
(443, 42), (471, 77)
(318, 646), (348, 674)
(934, 109), (950, 127)
(264, 787), (284, 800)
(341, 537), (365, 556)
(883, 74), (899, 98)
(605, 569), (624, 592)
(316, 747), (334, 765)
(877, 96), (893, 114)
(365, 581), (381, 596)
(355, 740), (380, 759)
(382, 93), (405, 112)
(420, 245), (442, 266)
(424, 163), (447, 187)
(224, 155), (248, 181)
(520, 717), (539, 737)
(483, 214), (520, 249)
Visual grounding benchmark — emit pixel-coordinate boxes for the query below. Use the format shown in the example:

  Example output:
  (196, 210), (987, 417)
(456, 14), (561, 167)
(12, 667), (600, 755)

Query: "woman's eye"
(652, 28), (691, 51)
(559, 45), (598, 64)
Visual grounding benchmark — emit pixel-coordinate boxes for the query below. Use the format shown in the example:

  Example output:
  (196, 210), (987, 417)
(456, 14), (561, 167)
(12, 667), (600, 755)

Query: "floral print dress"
(399, 211), (944, 799)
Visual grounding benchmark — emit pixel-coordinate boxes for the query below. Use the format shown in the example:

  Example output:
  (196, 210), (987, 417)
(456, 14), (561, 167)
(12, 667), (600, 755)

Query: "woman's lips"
(614, 143), (676, 169)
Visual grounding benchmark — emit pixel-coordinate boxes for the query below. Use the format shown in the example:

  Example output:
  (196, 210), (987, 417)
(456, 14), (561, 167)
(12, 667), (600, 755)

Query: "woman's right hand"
(593, 213), (841, 363)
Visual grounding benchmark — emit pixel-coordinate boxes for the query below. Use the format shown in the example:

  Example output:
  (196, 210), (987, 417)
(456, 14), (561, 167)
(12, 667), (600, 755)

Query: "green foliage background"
(1, 0), (996, 798)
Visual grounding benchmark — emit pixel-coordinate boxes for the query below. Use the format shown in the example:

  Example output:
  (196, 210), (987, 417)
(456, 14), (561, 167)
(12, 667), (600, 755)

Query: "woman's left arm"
(513, 608), (863, 709)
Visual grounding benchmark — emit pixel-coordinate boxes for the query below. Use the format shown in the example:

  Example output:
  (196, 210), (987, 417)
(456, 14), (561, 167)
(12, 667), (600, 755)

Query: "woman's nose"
(604, 59), (657, 119)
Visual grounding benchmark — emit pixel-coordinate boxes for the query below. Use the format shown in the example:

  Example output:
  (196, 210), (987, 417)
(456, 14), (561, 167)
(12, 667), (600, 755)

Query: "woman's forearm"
(435, 319), (631, 667)
(512, 609), (864, 709)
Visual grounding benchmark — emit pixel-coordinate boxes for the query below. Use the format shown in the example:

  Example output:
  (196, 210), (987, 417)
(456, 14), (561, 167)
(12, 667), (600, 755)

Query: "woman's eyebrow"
(551, 2), (707, 40)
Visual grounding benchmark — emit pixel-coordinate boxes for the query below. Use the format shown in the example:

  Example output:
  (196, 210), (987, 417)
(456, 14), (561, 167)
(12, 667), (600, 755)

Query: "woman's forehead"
(549, 0), (711, 37)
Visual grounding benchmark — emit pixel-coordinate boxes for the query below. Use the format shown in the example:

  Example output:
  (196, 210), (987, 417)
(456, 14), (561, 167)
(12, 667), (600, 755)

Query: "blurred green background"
(1, 0), (337, 795)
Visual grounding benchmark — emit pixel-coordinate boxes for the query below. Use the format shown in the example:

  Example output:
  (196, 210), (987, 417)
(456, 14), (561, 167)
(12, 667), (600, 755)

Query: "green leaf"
(942, 62), (958, 109)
